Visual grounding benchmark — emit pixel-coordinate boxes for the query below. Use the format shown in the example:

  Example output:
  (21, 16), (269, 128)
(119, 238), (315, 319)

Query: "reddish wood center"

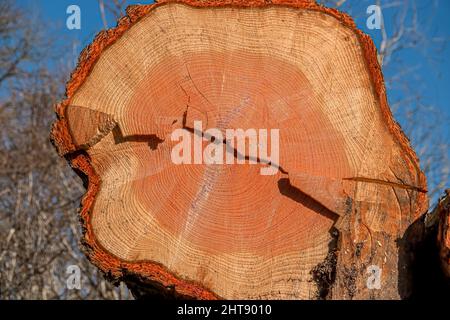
(119, 51), (350, 257)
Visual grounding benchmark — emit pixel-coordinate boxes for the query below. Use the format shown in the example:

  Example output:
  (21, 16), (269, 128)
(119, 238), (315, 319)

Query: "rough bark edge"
(49, 0), (428, 299)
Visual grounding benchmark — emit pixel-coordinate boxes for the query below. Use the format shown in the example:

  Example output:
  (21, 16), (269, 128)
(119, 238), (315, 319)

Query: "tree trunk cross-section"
(51, 0), (428, 299)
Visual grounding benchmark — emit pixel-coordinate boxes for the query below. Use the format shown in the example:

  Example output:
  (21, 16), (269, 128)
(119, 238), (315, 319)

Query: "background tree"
(0, 0), (131, 299)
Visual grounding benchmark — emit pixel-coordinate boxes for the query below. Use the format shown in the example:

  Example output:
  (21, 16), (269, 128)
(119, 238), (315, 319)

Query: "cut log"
(51, 0), (428, 299)
(437, 191), (450, 278)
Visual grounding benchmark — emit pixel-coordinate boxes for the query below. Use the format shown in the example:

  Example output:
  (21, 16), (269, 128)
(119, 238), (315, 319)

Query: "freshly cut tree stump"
(51, 0), (428, 299)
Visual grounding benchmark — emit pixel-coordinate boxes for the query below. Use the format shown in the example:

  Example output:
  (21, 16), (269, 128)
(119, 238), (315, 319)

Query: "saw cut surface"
(52, 0), (428, 299)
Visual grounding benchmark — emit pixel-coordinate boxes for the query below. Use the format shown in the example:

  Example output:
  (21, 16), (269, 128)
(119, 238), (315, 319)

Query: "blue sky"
(15, 0), (450, 198)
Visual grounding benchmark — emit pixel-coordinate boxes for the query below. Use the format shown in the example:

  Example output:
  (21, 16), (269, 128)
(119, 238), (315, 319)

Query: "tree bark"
(51, 0), (429, 299)
(437, 191), (450, 278)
